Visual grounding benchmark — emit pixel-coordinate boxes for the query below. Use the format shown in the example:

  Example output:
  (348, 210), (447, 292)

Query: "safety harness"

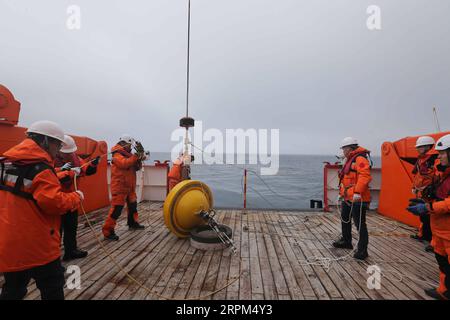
(338, 151), (373, 197)
(431, 166), (450, 201)
(412, 153), (438, 175)
(0, 159), (55, 201)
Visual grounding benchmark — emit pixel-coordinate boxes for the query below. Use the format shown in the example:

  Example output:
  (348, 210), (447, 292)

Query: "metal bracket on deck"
(199, 210), (237, 254)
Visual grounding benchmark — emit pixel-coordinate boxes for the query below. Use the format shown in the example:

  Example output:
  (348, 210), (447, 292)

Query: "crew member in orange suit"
(0, 121), (83, 300)
(168, 154), (194, 192)
(333, 137), (372, 260)
(55, 135), (100, 261)
(407, 134), (450, 300)
(410, 136), (437, 251)
(102, 134), (146, 241)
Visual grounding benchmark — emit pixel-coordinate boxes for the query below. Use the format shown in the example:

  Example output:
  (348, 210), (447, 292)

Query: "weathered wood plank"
(9, 204), (439, 301)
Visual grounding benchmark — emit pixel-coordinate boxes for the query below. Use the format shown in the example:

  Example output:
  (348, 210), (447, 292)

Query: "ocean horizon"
(147, 152), (381, 210)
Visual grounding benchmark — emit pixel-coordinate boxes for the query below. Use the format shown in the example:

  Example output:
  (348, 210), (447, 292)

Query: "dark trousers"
(61, 210), (79, 252)
(420, 214), (432, 242)
(0, 259), (65, 300)
(435, 253), (450, 299)
(341, 201), (369, 252)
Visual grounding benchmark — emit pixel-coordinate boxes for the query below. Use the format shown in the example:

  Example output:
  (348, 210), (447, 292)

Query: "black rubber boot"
(332, 238), (353, 250)
(353, 250), (369, 260)
(410, 234), (424, 242)
(105, 232), (119, 241)
(128, 222), (145, 230)
(424, 288), (447, 300)
(126, 202), (144, 230)
(63, 249), (88, 261)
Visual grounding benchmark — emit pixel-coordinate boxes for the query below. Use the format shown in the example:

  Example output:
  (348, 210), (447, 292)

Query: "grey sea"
(148, 153), (381, 210)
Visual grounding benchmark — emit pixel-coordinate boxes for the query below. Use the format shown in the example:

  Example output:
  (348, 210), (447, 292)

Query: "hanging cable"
(433, 106), (441, 133)
(186, 0), (191, 118)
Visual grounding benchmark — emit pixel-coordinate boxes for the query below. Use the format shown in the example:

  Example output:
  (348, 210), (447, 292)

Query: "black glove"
(91, 156), (100, 166)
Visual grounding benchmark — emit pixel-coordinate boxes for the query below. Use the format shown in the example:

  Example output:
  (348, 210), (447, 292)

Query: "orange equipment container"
(378, 132), (450, 227)
(0, 84), (110, 213)
(0, 84), (20, 126)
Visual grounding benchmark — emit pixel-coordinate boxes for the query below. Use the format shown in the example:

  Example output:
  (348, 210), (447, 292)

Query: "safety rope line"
(319, 205), (440, 288)
(186, 0), (191, 118)
(73, 144), (436, 293)
(360, 260), (439, 289)
(298, 199), (364, 272)
(74, 173), (243, 300)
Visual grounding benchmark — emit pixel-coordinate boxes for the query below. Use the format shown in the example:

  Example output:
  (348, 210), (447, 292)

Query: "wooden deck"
(2, 202), (440, 300)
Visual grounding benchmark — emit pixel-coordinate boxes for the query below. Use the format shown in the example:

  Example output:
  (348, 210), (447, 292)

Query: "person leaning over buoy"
(407, 134), (450, 300)
(0, 121), (83, 300)
(333, 137), (372, 260)
(102, 134), (147, 241)
(168, 153), (194, 192)
(410, 136), (438, 252)
(55, 135), (100, 261)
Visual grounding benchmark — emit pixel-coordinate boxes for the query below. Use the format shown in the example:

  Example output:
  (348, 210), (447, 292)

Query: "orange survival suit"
(168, 159), (183, 191)
(412, 151), (438, 241)
(0, 139), (82, 273)
(428, 164), (450, 299)
(102, 144), (142, 237)
(337, 147), (372, 254)
(54, 153), (98, 257)
(168, 156), (193, 192)
(55, 154), (98, 192)
(339, 147), (372, 203)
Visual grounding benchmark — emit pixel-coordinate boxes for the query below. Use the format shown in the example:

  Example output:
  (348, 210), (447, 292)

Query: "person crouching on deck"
(410, 136), (438, 252)
(55, 135), (100, 261)
(102, 134), (147, 241)
(168, 153), (194, 192)
(0, 121), (83, 300)
(407, 134), (450, 300)
(332, 137), (372, 261)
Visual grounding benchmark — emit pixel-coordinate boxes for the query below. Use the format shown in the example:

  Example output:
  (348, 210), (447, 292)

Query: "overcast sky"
(1, 0), (449, 155)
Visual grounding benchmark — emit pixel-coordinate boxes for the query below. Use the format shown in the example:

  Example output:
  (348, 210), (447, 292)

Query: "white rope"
(298, 199), (364, 272)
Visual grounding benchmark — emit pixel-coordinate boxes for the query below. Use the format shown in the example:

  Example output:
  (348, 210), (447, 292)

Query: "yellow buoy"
(163, 180), (214, 238)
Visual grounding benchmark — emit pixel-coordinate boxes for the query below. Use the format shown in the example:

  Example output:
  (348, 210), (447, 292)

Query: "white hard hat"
(60, 135), (78, 153)
(415, 136), (435, 148)
(435, 134), (450, 151)
(26, 120), (65, 143)
(182, 154), (192, 165)
(340, 137), (358, 149)
(119, 134), (135, 145)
